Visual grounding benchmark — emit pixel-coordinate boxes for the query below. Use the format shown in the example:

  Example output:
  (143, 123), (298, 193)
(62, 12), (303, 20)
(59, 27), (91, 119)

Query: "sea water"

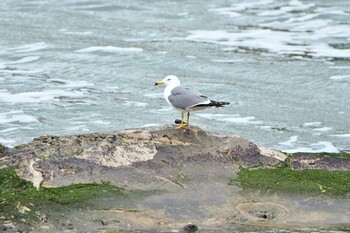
(0, 0), (349, 153)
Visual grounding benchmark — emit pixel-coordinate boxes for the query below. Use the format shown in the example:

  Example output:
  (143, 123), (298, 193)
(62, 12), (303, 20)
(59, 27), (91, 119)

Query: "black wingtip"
(220, 101), (230, 105)
(195, 100), (230, 108)
(214, 101), (230, 107)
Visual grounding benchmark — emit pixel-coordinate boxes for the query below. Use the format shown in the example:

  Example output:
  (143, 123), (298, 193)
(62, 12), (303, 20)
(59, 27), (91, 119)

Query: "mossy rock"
(233, 167), (350, 197)
(0, 167), (157, 231)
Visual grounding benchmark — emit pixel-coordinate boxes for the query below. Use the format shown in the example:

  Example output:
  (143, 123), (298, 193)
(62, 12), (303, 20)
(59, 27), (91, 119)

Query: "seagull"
(155, 75), (230, 129)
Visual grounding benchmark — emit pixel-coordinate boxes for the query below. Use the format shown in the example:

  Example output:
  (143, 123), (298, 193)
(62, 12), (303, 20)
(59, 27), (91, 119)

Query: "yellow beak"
(154, 81), (165, 86)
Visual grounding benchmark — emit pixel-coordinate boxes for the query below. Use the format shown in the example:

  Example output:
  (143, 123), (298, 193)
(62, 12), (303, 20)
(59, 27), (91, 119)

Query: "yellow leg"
(176, 112), (188, 129)
(186, 112), (190, 126)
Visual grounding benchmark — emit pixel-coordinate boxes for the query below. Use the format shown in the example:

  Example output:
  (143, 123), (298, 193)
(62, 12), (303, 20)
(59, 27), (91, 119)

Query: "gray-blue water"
(0, 0), (349, 154)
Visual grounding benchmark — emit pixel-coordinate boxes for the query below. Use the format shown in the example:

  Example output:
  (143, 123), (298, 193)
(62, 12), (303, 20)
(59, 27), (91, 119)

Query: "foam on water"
(189, 0), (350, 59)
(0, 127), (19, 133)
(208, 7), (242, 18)
(329, 66), (350, 69)
(329, 75), (350, 80)
(59, 28), (93, 35)
(7, 42), (48, 53)
(0, 111), (39, 124)
(312, 127), (332, 132)
(197, 113), (263, 125)
(0, 89), (85, 103)
(4, 56), (40, 64)
(331, 134), (350, 138)
(92, 120), (111, 126)
(279, 135), (299, 146)
(282, 141), (340, 153)
(211, 59), (244, 63)
(75, 46), (143, 53)
(0, 137), (16, 146)
(0, 69), (43, 74)
(303, 122), (322, 127)
(186, 28), (350, 59)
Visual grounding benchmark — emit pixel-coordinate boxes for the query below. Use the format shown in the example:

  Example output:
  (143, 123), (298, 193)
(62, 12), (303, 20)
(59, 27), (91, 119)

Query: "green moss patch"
(233, 167), (350, 197)
(0, 167), (156, 228)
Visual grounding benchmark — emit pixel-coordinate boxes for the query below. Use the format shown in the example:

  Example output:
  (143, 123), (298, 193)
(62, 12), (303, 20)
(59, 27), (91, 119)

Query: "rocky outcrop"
(1, 126), (349, 232)
(1, 126), (286, 190)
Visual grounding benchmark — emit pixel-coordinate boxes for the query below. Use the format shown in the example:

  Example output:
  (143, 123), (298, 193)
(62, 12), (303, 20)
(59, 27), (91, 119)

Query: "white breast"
(164, 85), (174, 107)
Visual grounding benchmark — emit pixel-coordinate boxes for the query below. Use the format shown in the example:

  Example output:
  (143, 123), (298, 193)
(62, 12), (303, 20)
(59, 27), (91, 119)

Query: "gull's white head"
(155, 75), (180, 87)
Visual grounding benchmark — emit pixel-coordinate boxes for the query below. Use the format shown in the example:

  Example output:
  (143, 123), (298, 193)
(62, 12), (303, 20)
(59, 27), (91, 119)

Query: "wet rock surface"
(1, 126), (349, 232)
(0, 126), (286, 190)
(291, 153), (350, 171)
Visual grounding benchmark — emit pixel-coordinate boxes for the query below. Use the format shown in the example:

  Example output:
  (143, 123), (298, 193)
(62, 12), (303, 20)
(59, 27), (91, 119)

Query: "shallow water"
(35, 184), (350, 232)
(0, 0), (349, 153)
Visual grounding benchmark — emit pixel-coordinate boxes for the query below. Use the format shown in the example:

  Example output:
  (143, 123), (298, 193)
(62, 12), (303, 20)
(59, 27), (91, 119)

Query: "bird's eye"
(167, 79), (171, 81)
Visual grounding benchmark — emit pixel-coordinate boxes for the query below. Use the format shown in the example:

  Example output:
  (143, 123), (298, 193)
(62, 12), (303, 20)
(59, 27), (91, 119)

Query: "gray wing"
(168, 86), (209, 109)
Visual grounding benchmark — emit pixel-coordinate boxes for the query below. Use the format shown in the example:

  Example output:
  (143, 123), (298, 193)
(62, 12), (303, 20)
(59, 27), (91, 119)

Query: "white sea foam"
(92, 120), (111, 125)
(200, 1), (350, 59)
(5, 56), (40, 64)
(303, 122), (322, 127)
(196, 113), (240, 119)
(209, 7), (241, 17)
(279, 135), (298, 146)
(208, 0), (274, 17)
(75, 46), (143, 53)
(0, 137), (16, 146)
(310, 44), (350, 59)
(257, 1), (315, 16)
(186, 28), (350, 59)
(260, 125), (272, 130)
(0, 111), (39, 124)
(144, 93), (164, 98)
(59, 29), (93, 35)
(0, 89), (85, 103)
(222, 116), (263, 125)
(283, 14), (320, 24)
(282, 141), (339, 153)
(211, 59), (244, 63)
(329, 75), (350, 80)
(186, 29), (305, 55)
(313, 127), (332, 132)
(0, 127), (19, 133)
(7, 42), (48, 53)
(316, 7), (350, 16)
(329, 66), (350, 69)
(0, 69), (43, 74)
(197, 113), (263, 125)
(231, 0), (274, 10)
(330, 134), (350, 138)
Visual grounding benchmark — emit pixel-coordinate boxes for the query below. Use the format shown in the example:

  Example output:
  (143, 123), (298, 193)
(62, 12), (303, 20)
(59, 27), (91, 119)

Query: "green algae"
(0, 167), (159, 229)
(233, 167), (350, 197)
